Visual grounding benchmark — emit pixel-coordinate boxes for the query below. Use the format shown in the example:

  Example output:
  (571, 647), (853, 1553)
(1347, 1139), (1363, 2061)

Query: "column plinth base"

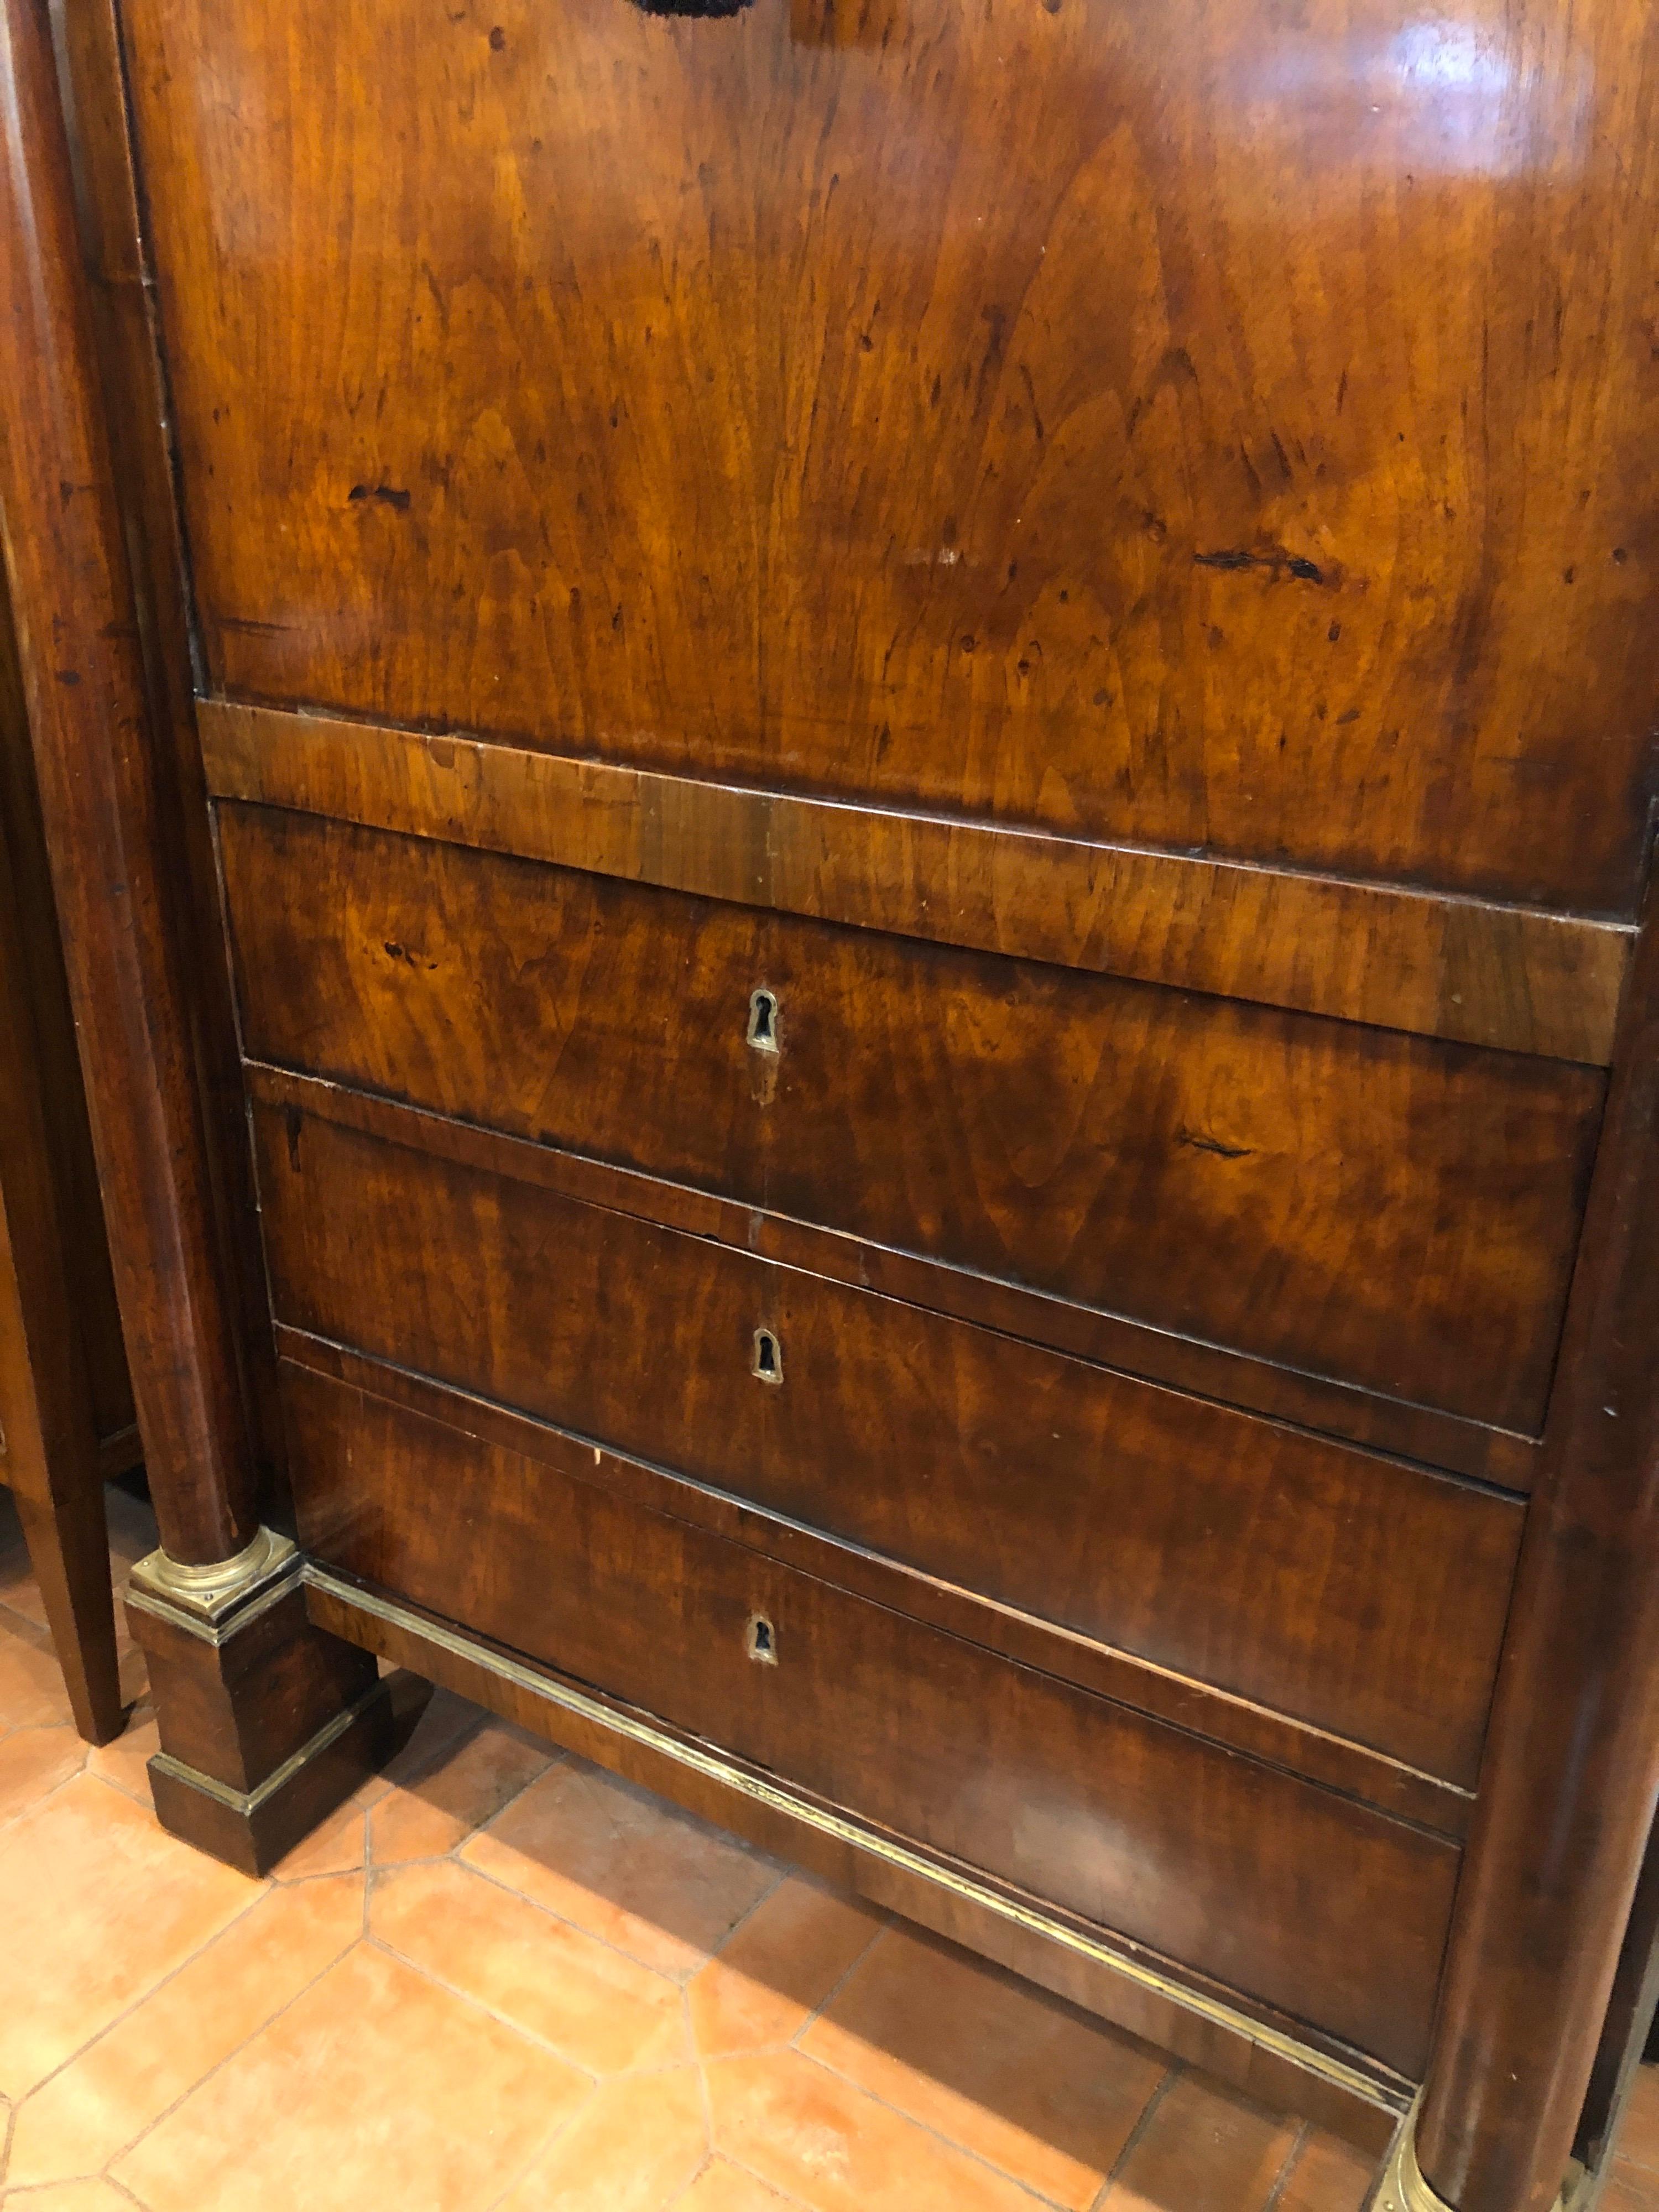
(123, 1525), (419, 1875)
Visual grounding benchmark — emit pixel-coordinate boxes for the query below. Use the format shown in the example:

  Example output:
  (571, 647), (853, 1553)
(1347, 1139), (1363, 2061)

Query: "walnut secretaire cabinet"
(1, 0), (1656, 2204)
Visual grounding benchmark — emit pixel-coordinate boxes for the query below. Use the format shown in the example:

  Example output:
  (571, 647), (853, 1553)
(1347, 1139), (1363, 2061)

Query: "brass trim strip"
(125, 1568), (296, 1649)
(304, 1562), (1409, 2116)
(149, 1679), (383, 1814)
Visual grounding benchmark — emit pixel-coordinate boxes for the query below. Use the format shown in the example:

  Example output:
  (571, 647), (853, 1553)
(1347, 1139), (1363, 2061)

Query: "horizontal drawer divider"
(200, 695), (1630, 1067)
(246, 1056), (1538, 1494)
(276, 1319), (1477, 1839)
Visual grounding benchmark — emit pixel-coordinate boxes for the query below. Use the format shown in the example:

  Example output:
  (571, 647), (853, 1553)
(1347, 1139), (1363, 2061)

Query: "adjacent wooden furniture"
(0, 562), (139, 1745)
(2, 0), (1656, 2206)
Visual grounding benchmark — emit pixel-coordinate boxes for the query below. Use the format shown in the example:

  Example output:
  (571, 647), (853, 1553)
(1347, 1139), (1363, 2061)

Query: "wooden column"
(1405, 860), (1659, 2212)
(0, 0), (410, 1865)
(0, 0), (252, 1569)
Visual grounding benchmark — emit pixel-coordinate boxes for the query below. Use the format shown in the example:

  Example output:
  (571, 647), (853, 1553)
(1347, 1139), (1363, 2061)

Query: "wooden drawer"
(281, 1355), (1457, 2077)
(221, 804), (1602, 1432)
(252, 1095), (1521, 1788)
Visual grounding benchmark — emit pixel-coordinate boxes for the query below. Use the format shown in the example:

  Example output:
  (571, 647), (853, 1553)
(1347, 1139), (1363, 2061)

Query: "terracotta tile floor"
(4, 1487), (1658, 2212)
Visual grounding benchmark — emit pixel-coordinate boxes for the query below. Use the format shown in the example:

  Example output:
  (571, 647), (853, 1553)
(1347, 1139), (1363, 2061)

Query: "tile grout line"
(452, 1846), (727, 1987)
(1261, 2119), (1311, 2212)
(0, 1725), (90, 1838)
(473, 2051), (609, 2212)
(689, 1988), (718, 2137)
(358, 1929), (605, 2081)
(7, 1843), (275, 2117)
(113, 1695), (1167, 2212)
(785, 1912), (891, 2051)
(660, 2152), (719, 2211)
(451, 1738), (571, 1854)
(1087, 2060), (1183, 2212)
(96, 1900), (372, 2189)
(719, 2148), (820, 2211)
(0, 1596), (54, 1647)
(779, 2040), (1068, 2208)
(456, 1743), (781, 1928)
(700, 1861), (792, 1965)
(677, 1868), (1079, 2210)
(274, 1687), (543, 1888)
(86, 1744), (164, 1814)
(359, 1799), (375, 1936)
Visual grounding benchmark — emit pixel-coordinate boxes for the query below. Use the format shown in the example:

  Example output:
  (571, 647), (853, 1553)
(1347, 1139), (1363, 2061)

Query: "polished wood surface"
(221, 799), (1602, 1433)
(0, 0), (253, 1567)
(284, 1358), (1458, 2079)
(258, 1055), (1539, 1490)
(0, 593), (131, 1455)
(254, 1089), (1520, 1787)
(280, 1321), (1477, 1838)
(15, 0), (1658, 2193)
(0, 569), (134, 1744)
(128, 0), (1659, 916)
(1416, 885), (1659, 2212)
(202, 701), (1631, 1066)
(51, 0), (293, 1517)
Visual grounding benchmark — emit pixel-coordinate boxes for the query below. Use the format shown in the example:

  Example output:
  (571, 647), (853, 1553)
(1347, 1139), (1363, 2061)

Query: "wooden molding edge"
(199, 697), (1630, 1066)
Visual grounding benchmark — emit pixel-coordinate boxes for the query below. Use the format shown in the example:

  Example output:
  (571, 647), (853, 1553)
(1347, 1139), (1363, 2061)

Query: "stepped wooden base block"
(124, 1525), (414, 1876)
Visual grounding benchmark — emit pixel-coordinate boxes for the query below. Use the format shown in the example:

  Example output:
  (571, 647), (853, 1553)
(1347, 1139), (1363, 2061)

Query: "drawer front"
(283, 1357), (1457, 2078)
(222, 804), (1602, 1432)
(253, 1099), (1521, 1786)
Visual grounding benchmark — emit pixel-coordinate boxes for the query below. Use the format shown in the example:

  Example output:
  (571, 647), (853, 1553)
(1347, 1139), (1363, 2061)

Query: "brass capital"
(127, 1525), (299, 1642)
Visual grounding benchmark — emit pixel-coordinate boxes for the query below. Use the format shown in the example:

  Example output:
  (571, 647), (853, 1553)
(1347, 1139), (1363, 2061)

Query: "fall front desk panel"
(216, 794), (1584, 2085)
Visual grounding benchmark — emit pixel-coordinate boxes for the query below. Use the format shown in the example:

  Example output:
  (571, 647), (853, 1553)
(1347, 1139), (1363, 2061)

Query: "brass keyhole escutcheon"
(752, 1327), (782, 1385)
(746, 987), (780, 1055)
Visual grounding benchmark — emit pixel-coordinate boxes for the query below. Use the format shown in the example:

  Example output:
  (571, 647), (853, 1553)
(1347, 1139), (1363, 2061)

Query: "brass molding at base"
(148, 1680), (386, 1817)
(127, 1525), (298, 1644)
(1371, 2103), (1576, 2212)
(1373, 2109), (1458, 2212)
(304, 1560), (1408, 2120)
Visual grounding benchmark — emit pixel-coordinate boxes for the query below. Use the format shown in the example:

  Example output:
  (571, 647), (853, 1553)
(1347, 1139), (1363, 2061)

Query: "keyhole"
(747, 987), (780, 1055)
(752, 1327), (782, 1385)
(747, 1612), (778, 1665)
